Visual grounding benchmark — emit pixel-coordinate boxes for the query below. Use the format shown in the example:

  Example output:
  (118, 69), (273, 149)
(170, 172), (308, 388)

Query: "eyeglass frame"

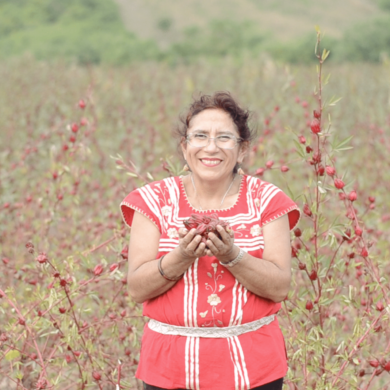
(185, 132), (243, 150)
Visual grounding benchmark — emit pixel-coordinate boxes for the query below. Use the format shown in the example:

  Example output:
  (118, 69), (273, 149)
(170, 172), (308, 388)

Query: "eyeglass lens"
(187, 134), (237, 149)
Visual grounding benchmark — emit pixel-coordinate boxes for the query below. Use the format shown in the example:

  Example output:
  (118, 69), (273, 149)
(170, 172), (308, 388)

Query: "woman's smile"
(200, 158), (222, 167)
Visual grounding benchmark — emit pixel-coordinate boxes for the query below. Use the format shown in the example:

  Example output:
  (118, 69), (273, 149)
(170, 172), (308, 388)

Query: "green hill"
(0, 0), (389, 64)
(115, 0), (382, 45)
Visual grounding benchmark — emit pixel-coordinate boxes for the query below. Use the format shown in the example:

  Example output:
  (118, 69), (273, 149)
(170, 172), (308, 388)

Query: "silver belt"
(148, 315), (275, 338)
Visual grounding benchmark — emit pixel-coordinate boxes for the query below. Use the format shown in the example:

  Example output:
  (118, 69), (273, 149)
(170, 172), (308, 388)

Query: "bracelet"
(158, 255), (183, 281)
(219, 248), (245, 268)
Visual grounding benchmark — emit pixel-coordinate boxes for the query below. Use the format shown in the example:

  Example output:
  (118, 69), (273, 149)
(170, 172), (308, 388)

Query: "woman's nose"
(203, 137), (219, 151)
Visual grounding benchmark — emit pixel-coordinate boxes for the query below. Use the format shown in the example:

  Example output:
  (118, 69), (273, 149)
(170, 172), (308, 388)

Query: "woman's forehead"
(189, 109), (237, 131)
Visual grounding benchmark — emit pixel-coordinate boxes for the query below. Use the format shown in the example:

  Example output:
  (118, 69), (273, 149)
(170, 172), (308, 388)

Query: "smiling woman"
(120, 91), (300, 390)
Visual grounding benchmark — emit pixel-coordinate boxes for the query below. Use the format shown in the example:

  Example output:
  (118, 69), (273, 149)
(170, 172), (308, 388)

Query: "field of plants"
(1, 35), (390, 389)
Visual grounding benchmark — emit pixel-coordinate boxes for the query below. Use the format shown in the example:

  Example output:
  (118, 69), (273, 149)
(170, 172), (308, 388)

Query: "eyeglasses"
(186, 133), (242, 150)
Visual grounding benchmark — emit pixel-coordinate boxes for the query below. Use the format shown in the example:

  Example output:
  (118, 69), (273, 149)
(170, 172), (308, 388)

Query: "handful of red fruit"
(183, 213), (232, 244)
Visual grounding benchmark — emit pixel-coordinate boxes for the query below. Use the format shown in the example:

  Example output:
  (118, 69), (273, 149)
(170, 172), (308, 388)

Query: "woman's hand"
(177, 228), (207, 261)
(206, 225), (239, 263)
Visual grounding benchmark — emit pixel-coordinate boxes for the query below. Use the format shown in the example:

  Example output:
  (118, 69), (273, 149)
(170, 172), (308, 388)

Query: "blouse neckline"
(178, 174), (245, 213)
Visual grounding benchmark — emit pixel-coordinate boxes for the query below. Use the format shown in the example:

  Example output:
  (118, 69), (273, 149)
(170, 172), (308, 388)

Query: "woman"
(120, 92), (300, 390)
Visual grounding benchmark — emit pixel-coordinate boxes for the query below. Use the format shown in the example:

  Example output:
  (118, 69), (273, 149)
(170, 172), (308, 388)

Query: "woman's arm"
(127, 211), (206, 303)
(206, 215), (292, 303)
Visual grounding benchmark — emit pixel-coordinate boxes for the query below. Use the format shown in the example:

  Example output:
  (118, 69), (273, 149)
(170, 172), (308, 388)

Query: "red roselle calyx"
(305, 300), (314, 311)
(266, 160), (274, 169)
(355, 227), (363, 237)
(92, 371), (101, 381)
(255, 168), (265, 176)
(281, 165), (289, 172)
(348, 190), (357, 201)
(71, 123), (79, 133)
(36, 253), (48, 264)
(183, 214), (231, 244)
(110, 263), (119, 272)
(334, 178), (345, 189)
(376, 302), (384, 311)
(79, 99), (86, 109)
(0, 333), (8, 342)
(294, 228), (302, 237)
(369, 359), (380, 368)
(120, 245), (128, 259)
(325, 166), (336, 176)
(94, 264), (104, 276)
(309, 270), (318, 280)
(303, 204), (312, 217)
(310, 118), (321, 134)
(313, 109), (321, 119)
(361, 247), (368, 257)
(298, 135), (306, 144)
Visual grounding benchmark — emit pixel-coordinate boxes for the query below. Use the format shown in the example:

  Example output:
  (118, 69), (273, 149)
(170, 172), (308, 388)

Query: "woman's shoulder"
(243, 175), (280, 192)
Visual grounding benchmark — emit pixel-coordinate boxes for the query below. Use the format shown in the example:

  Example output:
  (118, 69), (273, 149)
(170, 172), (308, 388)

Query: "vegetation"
(0, 0), (159, 65)
(1, 31), (390, 388)
(0, 0), (389, 64)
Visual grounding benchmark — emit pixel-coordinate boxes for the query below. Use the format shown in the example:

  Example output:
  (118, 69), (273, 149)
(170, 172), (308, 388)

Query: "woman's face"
(181, 108), (248, 182)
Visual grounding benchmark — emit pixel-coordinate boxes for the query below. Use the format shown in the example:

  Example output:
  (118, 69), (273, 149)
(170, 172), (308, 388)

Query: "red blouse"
(120, 175), (300, 390)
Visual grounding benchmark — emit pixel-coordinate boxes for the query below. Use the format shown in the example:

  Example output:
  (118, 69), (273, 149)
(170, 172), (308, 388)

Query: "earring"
(237, 165), (245, 175)
(183, 163), (190, 171)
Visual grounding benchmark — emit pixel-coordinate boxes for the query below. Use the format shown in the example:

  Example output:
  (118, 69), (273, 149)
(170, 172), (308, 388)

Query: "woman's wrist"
(158, 255), (183, 281)
(218, 245), (241, 265)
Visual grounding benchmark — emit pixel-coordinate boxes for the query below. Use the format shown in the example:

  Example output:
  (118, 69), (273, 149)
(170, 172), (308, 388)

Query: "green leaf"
(332, 135), (354, 152)
(322, 49), (330, 61)
(126, 172), (138, 177)
(328, 96), (342, 106)
(292, 139), (306, 158)
(5, 350), (20, 361)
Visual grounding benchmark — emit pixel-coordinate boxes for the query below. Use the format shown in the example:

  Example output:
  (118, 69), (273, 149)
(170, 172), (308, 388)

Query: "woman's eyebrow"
(192, 129), (235, 135)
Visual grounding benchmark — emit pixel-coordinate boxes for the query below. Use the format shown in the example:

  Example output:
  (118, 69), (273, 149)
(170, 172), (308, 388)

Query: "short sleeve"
(259, 183), (300, 230)
(120, 184), (162, 232)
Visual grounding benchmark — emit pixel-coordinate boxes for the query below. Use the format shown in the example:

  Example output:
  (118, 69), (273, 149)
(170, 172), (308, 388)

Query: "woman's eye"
(218, 136), (233, 142)
(194, 134), (207, 139)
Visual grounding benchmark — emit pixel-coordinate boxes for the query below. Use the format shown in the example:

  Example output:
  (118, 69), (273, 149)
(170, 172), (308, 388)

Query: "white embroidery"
(250, 224), (261, 237)
(167, 228), (179, 239)
(161, 205), (172, 216)
(207, 293), (221, 306)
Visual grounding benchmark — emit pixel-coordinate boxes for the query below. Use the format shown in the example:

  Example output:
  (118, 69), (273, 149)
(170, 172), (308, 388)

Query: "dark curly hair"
(177, 91), (255, 143)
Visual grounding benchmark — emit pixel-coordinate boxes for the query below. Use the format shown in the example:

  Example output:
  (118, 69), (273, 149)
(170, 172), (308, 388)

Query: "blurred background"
(1, 2), (390, 388)
(1, 0), (390, 65)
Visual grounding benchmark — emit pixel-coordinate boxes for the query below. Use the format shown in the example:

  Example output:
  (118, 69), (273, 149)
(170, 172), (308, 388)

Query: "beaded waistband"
(148, 315), (275, 338)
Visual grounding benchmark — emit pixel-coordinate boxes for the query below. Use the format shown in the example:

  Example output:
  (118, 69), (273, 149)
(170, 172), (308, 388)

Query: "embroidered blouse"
(120, 175), (300, 390)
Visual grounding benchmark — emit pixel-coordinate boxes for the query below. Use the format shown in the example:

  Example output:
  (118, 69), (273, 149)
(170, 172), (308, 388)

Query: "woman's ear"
(180, 137), (187, 160)
(238, 141), (249, 163)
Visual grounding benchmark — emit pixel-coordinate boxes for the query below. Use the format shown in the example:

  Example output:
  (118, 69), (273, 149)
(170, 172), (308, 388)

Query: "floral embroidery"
(204, 262), (224, 326)
(167, 228), (179, 239)
(237, 224), (246, 230)
(207, 294), (221, 306)
(255, 198), (260, 208)
(161, 205), (172, 217)
(250, 224), (261, 237)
